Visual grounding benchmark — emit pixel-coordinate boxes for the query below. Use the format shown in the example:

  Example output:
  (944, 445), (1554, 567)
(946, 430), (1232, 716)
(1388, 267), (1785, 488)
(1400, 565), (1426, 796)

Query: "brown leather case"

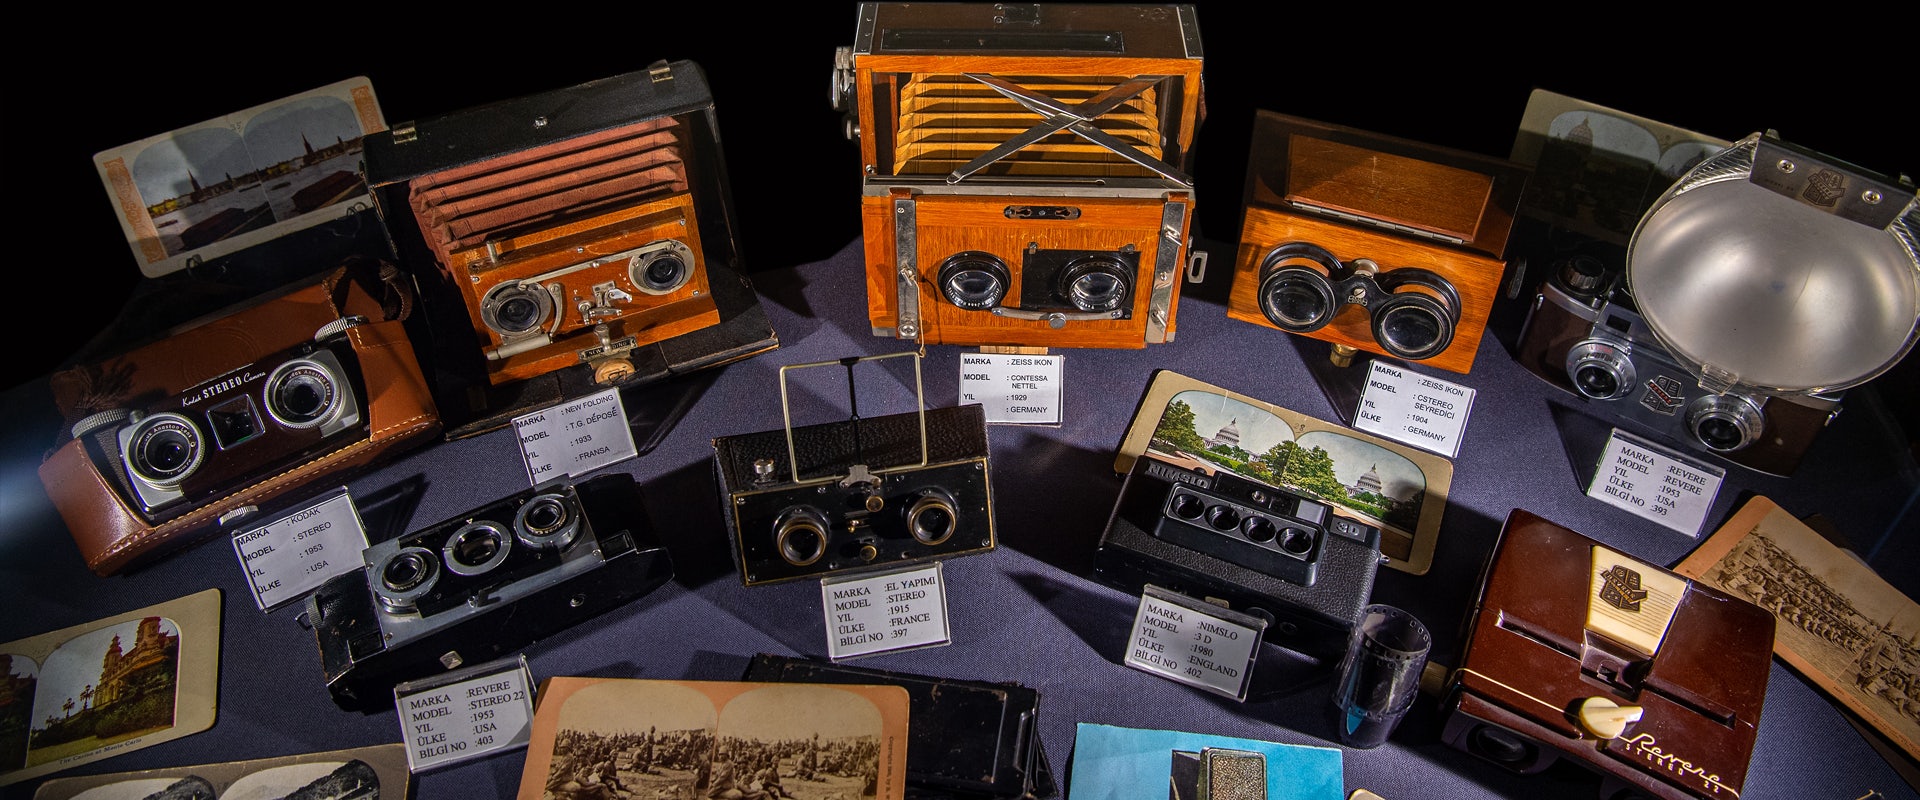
(37, 263), (442, 575)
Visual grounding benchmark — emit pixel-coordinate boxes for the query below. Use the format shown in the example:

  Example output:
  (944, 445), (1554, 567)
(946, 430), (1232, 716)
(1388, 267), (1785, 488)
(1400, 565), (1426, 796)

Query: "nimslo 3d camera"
(831, 2), (1208, 349)
(713, 352), (996, 587)
(1094, 451), (1383, 661)
(306, 474), (673, 710)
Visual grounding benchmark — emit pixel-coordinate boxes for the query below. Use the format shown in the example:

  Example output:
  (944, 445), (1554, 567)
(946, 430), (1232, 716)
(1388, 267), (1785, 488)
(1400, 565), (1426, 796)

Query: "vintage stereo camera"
(306, 473), (672, 711)
(1228, 111), (1529, 374)
(38, 266), (441, 575)
(1093, 451), (1384, 661)
(830, 2), (1207, 349)
(712, 352), (996, 587)
(743, 653), (1057, 800)
(1440, 510), (1774, 800)
(1514, 132), (1920, 476)
(365, 60), (778, 438)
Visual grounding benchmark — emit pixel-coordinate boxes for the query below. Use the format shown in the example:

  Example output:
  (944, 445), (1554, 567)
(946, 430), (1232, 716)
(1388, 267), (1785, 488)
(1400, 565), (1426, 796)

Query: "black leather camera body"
(305, 473), (672, 710)
(1094, 451), (1383, 661)
(1513, 253), (1840, 477)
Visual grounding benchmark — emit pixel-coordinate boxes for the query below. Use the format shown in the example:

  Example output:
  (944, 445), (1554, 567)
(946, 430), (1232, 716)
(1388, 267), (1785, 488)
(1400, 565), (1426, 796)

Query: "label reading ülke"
(959, 352), (1063, 425)
(1352, 361), (1474, 458)
(1123, 585), (1266, 701)
(1586, 428), (1723, 536)
(232, 487), (366, 612)
(821, 563), (952, 660)
(394, 658), (535, 773)
(513, 388), (638, 483)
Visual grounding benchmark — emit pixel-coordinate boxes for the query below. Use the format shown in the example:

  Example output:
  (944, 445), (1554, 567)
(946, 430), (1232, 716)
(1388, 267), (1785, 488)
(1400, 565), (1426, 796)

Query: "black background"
(19, 3), (1909, 393)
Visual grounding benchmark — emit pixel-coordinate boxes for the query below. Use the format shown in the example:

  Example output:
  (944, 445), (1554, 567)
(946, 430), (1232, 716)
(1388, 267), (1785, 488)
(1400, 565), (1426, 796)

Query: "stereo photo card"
(1, 588), (221, 787)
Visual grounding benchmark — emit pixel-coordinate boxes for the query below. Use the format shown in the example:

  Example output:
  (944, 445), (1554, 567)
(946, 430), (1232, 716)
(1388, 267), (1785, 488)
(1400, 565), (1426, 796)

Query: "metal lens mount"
(480, 282), (554, 336)
(774, 506), (830, 567)
(629, 240), (697, 295)
(264, 357), (343, 429)
(1370, 268), (1460, 361)
(937, 251), (1011, 311)
(1057, 255), (1132, 313)
(905, 489), (959, 546)
(373, 546), (441, 612)
(1566, 338), (1637, 400)
(515, 492), (581, 551)
(124, 411), (204, 487)
(1687, 394), (1766, 452)
(443, 521), (514, 576)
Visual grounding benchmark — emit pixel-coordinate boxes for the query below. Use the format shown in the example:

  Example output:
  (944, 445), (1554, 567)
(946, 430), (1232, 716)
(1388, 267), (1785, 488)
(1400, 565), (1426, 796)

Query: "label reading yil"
(1586, 428), (1723, 536)
(231, 487), (366, 612)
(821, 563), (952, 660)
(959, 352), (1063, 425)
(1352, 361), (1475, 458)
(512, 388), (639, 483)
(1123, 585), (1266, 701)
(395, 659), (535, 773)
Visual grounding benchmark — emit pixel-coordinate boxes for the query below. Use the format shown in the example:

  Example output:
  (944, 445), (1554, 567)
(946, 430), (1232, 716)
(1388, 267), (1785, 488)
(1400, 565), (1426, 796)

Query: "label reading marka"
(959, 352), (1063, 425)
(1123, 585), (1266, 701)
(396, 662), (534, 773)
(231, 488), (366, 612)
(821, 562), (952, 660)
(512, 388), (638, 483)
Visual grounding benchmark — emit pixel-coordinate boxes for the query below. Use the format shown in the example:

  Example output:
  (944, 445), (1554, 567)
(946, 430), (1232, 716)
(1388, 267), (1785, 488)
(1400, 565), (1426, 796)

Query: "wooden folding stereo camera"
(366, 60), (778, 438)
(831, 2), (1207, 349)
(1228, 111), (1529, 373)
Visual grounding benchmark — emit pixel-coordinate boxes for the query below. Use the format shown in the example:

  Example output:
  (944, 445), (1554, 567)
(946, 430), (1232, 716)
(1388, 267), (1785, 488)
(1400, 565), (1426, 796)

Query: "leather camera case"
(38, 262), (442, 575)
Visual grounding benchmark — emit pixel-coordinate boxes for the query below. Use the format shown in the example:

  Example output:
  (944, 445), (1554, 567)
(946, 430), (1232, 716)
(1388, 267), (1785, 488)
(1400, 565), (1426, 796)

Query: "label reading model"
(232, 487), (366, 612)
(959, 352), (1063, 425)
(394, 656), (535, 773)
(1123, 585), (1266, 701)
(1352, 361), (1475, 458)
(821, 562), (952, 660)
(1586, 428), (1724, 536)
(513, 388), (638, 483)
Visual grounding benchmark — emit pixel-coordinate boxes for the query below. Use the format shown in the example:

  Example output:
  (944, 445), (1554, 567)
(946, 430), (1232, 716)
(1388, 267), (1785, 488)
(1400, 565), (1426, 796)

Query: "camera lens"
(1687, 394), (1764, 453)
(265, 358), (342, 429)
(1058, 256), (1131, 313)
(1279, 526), (1315, 556)
(937, 252), (1010, 311)
(1205, 505), (1240, 531)
(443, 521), (513, 576)
(1258, 269), (1336, 331)
(373, 546), (440, 612)
(1241, 516), (1276, 543)
(481, 283), (553, 335)
(775, 506), (830, 567)
(631, 241), (696, 295)
(906, 491), (959, 546)
(1565, 340), (1635, 401)
(126, 412), (203, 486)
(515, 493), (580, 551)
(1170, 492), (1206, 520)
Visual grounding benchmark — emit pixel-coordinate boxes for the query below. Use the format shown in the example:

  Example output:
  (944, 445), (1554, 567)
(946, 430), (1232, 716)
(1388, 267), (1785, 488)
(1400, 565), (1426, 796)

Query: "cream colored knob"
(1576, 696), (1644, 739)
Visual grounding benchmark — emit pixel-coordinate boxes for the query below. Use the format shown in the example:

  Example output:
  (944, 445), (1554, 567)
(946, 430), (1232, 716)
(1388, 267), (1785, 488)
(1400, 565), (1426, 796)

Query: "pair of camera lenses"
(1564, 337), (1768, 453)
(373, 491), (582, 613)
(771, 488), (960, 568)
(1168, 489), (1315, 559)
(1256, 242), (1461, 361)
(936, 251), (1132, 315)
(478, 239), (696, 337)
(121, 352), (352, 494)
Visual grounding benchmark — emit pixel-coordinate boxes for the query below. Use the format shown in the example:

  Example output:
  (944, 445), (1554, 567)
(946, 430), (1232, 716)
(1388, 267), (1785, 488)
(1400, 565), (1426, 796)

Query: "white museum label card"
(513, 388), (638, 483)
(395, 658), (535, 773)
(1123, 585), (1266, 701)
(231, 487), (366, 612)
(821, 562), (952, 660)
(1586, 428), (1724, 536)
(1352, 361), (1475, 458)
(959, 352), (1063, 425)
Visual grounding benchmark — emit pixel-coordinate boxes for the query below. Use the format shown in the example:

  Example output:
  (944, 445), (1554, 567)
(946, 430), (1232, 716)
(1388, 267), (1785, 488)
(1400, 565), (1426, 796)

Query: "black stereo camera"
(1094, 451), (1383, 661)
(305, 473), (673, 710)
(712, 351), (996, 587)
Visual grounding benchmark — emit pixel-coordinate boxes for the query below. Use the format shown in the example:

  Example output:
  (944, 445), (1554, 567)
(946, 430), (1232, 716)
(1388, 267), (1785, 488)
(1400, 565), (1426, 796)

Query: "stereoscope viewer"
(831, 2), (1208, 349)
(364, 60), (778, 439)
(713, 351), (997, 587)
(1440, 510), (1774, 800)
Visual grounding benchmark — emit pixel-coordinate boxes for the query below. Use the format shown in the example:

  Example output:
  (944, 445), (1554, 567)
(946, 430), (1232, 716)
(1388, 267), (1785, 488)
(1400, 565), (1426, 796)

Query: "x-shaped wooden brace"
(948, 73), (1192, 186)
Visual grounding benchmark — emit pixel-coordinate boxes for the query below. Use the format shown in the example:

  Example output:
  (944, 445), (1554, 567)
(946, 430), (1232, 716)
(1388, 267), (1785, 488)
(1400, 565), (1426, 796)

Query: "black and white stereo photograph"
(711, 684), (888, 800)
(91, 77), (384, 278)
(1148, 388), (1429, 567)
(541, 680), (718, 800)
(29, 744), (408, 800)
(1678, 496), (1920, 761)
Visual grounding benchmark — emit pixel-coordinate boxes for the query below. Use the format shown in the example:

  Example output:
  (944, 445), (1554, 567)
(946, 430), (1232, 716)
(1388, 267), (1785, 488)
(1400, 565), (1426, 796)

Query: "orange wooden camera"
(1228, 111), (1529, 373)
(832, 2), (1206, 349)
